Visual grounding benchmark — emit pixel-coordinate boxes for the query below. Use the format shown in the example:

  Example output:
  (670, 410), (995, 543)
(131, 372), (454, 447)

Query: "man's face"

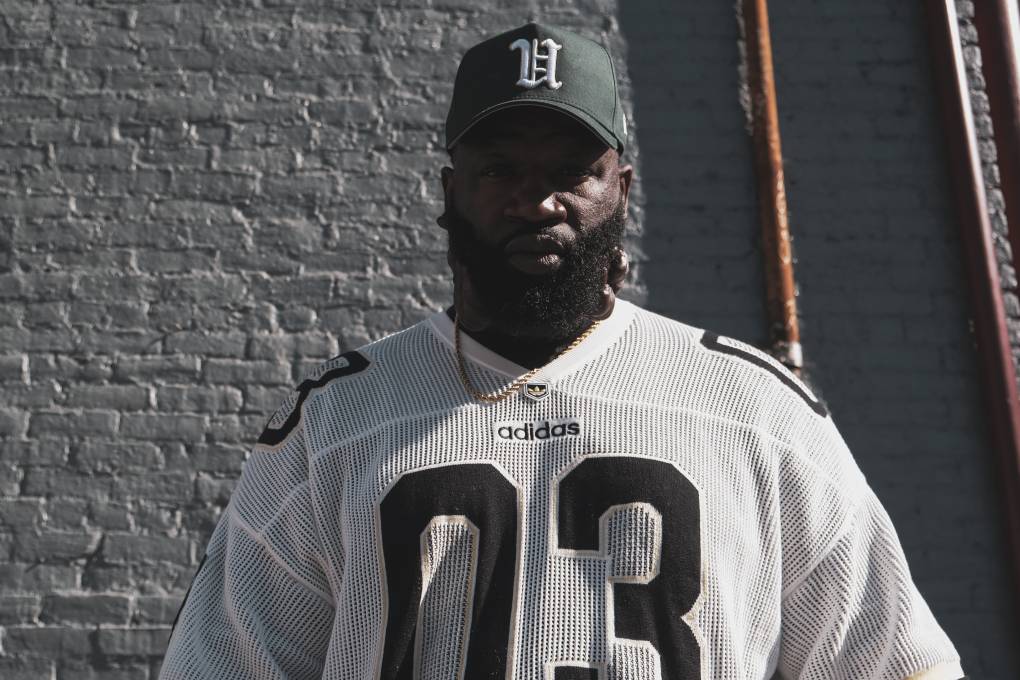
(440, 107), (633, 340)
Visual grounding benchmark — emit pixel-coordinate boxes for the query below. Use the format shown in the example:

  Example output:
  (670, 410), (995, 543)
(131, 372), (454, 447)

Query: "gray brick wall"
(0, 1), (1016, 678)
(767, 1), (1020, 677)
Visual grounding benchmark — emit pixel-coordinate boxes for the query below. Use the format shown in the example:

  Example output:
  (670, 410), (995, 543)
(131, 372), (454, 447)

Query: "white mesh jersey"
(160, 300), (964, 680)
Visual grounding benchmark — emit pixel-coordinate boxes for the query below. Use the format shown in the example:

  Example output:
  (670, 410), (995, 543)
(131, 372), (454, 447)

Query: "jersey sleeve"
(159, 426), (335, 680)
(777, 418), (964, 680)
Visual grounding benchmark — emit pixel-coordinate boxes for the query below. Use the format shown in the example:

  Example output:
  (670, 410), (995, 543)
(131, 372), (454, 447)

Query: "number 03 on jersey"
(376, 455), (703, 680)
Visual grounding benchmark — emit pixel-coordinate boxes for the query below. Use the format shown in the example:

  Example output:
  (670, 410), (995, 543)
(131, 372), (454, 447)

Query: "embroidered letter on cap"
(509, 37), (563, 89)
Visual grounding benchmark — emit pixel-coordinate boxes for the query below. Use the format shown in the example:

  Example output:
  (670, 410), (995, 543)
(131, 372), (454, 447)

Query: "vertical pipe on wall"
(924, 0), (1020, 605)
(739, 0), (803, 374)
(973, 0), (1020, 314)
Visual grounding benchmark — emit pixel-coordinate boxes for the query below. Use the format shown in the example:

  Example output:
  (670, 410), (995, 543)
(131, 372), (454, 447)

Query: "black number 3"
(378, 456), (701, 679)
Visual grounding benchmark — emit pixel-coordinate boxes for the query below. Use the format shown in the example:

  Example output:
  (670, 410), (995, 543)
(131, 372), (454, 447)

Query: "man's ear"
(441, 165), (454, 194)
(617, 163), (634, 213)
(438, 166), (454, 231)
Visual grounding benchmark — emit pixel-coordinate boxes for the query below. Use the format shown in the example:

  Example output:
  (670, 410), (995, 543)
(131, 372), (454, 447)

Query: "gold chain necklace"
(454, 316), (601, 404)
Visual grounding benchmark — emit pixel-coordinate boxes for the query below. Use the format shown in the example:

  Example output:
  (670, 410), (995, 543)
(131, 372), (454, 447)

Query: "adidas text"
(493, 418), (582, 442)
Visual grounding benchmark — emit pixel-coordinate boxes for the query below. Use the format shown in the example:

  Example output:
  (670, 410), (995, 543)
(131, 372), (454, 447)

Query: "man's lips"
(503, 233), (567, 275)
(503, 232), (567, 256)
(501, 232), (569, 275)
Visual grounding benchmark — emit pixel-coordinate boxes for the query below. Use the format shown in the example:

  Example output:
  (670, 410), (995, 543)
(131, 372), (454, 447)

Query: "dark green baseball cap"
(445, 23), (627, 153)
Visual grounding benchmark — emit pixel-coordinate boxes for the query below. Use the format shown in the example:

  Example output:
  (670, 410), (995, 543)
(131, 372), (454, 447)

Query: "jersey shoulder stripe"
(257, 350), (371, 447)
(699, 330), (828, 418)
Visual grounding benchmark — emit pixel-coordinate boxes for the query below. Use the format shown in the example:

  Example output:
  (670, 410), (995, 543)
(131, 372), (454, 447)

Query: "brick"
(21, 467), (115, 501)
(134, 595), (184, 624)
(23, 302), (68, 328)
(33, 355), (114, 382)
(57, 661), (148, 680)
(164, 331), (247, 357)
(0, 499), (45, 532)
(67, 301), (145, 328)
(241, 385), (288, 414)
(95, 627), (170, 657)
(0, 327), (77, 352)
(41, 594), (131, 625)
(155, 385), (243, 413)
(104, 534), (189, 565)
(113, 355), (200, 382)
(249, 274), (334, 303)
(65, 47), (140, 69)
(2, 193), (70, 222)
(29, 411), (119, 438)
(160, 275), (248, 305)
(131, 503), (180, 533)
(0, 147), (45, 169)
(188, 443), (247, 473)
(195, 475), (237, 505)
(56, 146), (134, 170)
(278, 306), (318, 331)
(0, 407), (29, 438)
(2, 626), (93, 658)
(248, 332), (337, 360)
(88, 501), (132, 532)
(0, 564), (78, 594)
(0, 595), (41, 624)
(171, 171), (257, 202)
(40, 500), (89, 535)
(150, 200), (237, 224)
(203, 359), (291, 385)
(0, 657), (54, 679)
(135, 249), (218, 274)
(64, 385), (152, 411)
(109, 471), (191, 503)
(13, 530), (101, 563)
(75, 274), (157, 302)
(81, 565), (132, 593)
(0, 460), (21, 494)
(119, 414), (206, 442)
(0, 272), (76, 301)
(206, 414), (266, 443)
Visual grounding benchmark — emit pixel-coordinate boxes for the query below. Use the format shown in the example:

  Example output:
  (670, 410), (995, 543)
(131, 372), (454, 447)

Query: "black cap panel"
(445, 23), (626, 153)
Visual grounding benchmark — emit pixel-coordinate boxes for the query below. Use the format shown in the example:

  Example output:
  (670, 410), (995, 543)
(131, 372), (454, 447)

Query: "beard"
(444, 199), (627, 341)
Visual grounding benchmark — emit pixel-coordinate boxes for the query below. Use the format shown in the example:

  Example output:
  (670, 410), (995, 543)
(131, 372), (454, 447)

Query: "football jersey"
(160, 300), (964, 680)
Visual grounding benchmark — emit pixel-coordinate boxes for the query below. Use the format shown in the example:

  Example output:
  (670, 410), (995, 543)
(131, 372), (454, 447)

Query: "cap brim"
(446, 99), (620, 152)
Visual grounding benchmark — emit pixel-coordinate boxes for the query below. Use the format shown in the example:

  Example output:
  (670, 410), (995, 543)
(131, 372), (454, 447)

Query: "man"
(160, 23), (966, 680)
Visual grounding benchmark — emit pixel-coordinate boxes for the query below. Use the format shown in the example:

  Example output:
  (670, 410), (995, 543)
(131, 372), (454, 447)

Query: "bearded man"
(160, 23), (965, 680)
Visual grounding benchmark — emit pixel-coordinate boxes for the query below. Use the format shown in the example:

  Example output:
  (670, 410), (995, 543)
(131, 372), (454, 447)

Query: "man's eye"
(560, 167), (592, 178)
(480, 164), (512, 178)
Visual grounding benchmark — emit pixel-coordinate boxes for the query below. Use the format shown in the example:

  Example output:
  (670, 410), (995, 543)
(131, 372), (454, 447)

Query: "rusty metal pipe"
(740, 0), (802, 373)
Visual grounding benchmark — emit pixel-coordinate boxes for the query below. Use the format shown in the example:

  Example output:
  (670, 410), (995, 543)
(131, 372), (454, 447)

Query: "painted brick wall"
(0, 1), (1016, 678)
(766, 1), (1020, 677)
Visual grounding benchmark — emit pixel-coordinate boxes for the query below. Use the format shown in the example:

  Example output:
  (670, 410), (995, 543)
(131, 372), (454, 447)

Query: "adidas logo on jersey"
(494, 418), (581, 441)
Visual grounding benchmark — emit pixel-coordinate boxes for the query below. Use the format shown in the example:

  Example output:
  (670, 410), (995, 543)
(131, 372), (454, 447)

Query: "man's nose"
(503, 175), (568, 224)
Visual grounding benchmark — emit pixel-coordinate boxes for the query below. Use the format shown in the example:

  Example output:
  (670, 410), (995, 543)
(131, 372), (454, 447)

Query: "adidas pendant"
(523, 381), (550, 401)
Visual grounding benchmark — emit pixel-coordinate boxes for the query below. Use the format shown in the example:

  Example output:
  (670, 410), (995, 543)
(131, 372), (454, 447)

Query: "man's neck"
(444, 306), (593, 370)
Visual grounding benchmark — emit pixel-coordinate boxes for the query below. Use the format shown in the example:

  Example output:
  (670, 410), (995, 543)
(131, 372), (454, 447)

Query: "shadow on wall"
(617, 0), (767, 347)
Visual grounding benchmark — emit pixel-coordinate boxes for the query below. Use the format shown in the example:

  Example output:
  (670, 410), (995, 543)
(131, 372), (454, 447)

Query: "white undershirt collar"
(427, 299), (636, 383)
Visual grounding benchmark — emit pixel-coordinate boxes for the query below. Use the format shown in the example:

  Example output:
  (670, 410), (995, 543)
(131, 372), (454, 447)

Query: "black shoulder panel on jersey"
(700, 331), (828, 417)
(257, 350), (371, 446)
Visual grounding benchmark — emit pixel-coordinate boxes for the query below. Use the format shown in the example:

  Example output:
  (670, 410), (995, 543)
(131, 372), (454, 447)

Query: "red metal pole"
(740, 0), (803, 374)
(972, 0), (1020, 285)
(924, 0), (1020, 606)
